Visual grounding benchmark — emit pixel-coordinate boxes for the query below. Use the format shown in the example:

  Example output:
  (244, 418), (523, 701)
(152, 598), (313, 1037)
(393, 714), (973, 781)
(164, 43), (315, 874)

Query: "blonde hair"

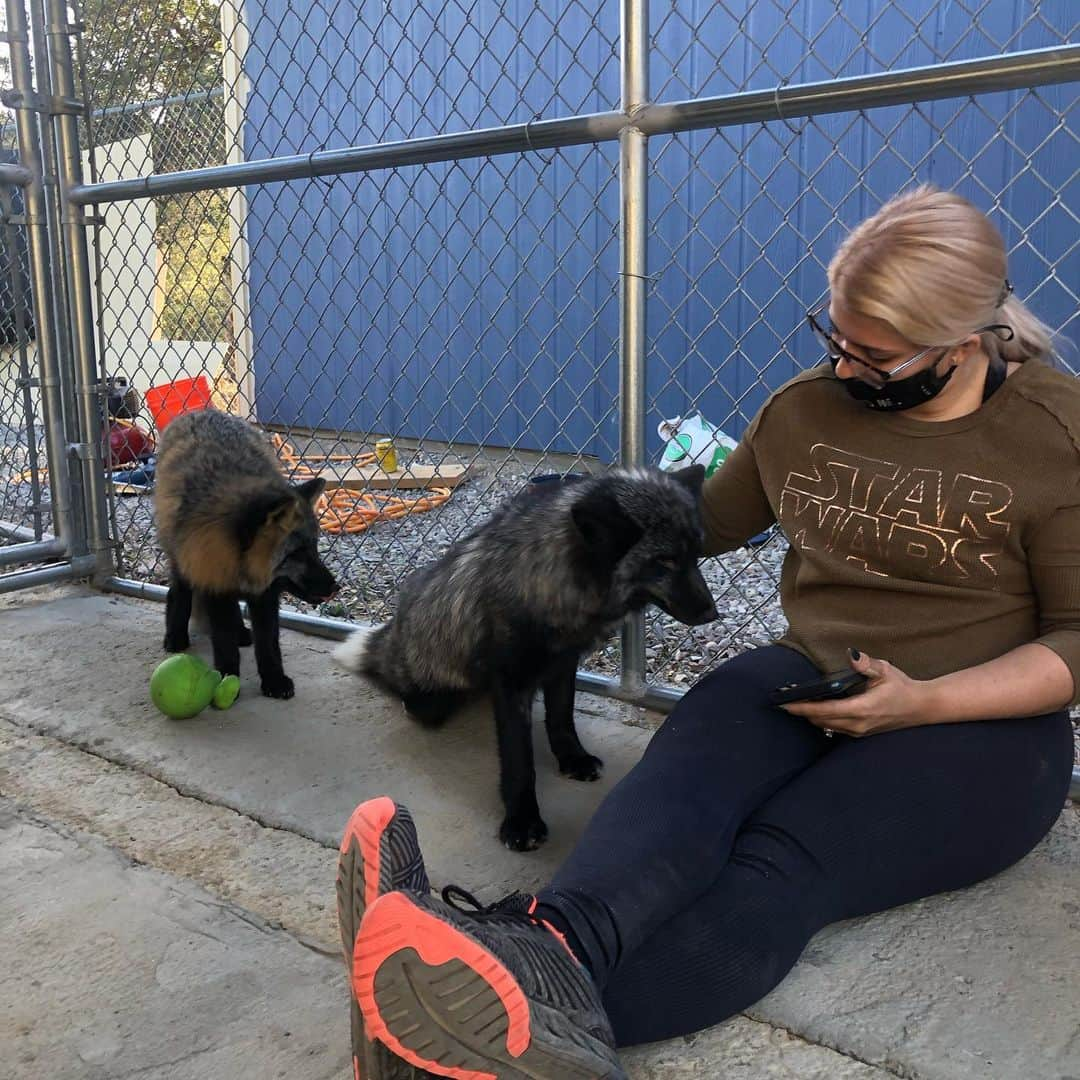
(828, 184), (1053, 364)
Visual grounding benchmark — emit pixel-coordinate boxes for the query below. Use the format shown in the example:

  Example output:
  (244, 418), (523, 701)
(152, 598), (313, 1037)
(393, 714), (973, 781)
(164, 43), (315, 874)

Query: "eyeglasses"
(806, 307), (944, 388)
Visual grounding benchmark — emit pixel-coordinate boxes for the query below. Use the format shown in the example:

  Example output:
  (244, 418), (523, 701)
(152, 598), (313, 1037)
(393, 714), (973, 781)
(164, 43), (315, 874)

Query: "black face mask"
(838, 352), (955, 412)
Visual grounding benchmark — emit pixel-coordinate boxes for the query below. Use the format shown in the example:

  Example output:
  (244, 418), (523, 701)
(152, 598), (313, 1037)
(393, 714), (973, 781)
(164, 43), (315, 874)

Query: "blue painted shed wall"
(242, 1), (1077, 453)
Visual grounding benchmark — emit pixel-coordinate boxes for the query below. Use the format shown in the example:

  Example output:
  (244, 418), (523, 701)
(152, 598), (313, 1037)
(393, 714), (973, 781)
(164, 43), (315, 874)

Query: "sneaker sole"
(355, 891), (627, 1080)
(337, 797), (424, 1080)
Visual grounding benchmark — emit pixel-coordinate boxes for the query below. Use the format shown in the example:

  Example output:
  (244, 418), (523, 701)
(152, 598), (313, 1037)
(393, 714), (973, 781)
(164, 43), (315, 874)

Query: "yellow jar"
(374, 438), (397, 472)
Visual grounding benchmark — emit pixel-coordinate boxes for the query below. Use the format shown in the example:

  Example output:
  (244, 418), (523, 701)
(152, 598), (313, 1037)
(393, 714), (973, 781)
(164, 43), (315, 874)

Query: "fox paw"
(162, 632), (189, 653)
(559, 752), (603, 782)
(499, 814), (549, 852)
(261, 674), (295, 700)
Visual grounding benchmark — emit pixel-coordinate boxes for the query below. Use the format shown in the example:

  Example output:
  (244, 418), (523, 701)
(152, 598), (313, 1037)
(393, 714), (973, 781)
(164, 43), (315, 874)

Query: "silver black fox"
(335, 465), (717, 851)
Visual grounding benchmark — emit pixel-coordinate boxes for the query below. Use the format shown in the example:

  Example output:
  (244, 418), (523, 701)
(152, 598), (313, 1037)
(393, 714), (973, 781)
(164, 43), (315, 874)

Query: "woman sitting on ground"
(338, 184), (1078, 1080)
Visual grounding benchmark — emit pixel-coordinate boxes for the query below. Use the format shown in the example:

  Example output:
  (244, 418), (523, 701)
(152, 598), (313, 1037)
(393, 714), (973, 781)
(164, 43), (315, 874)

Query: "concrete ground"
(0, 585), (1076, 1080)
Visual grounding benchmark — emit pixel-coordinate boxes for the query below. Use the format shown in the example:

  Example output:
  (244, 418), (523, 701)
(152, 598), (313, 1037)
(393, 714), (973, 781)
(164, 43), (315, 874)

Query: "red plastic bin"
(145, 375), (213, 433)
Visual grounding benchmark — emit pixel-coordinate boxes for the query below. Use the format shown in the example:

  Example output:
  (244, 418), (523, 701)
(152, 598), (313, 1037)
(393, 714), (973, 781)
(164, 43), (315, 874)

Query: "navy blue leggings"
(535, 646), (1072, 1047)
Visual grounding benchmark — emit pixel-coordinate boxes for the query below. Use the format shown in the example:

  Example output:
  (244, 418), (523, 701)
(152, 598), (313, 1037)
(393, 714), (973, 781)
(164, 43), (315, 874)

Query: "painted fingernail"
(849, 648), (861, 660)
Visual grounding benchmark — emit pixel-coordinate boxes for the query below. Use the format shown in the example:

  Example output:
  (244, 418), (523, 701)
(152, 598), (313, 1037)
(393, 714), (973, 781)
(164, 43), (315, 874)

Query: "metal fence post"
(28, 0), (88, 560)
(0, 181), (44, 540)
(2, 0), (75, 553)
(220, 0), (258, 421)
(41, 0), (113, 577)
(618, 0), (649, 695)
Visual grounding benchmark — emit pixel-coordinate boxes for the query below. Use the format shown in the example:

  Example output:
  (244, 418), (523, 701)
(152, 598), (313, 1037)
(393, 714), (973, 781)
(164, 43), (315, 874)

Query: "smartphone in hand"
(769, 669), (869, 707)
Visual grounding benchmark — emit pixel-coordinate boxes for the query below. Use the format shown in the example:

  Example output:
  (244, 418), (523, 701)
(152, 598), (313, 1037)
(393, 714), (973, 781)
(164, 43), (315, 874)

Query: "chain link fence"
(0, 0), (1076, 700)
(644, 95), (1079, 685)
(0, 151), (46, 547)
(629, 2), (1079, 688)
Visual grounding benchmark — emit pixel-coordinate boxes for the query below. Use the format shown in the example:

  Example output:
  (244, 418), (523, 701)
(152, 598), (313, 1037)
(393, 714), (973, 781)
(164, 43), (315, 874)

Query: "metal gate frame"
(3, 0), (1078, 793)
(0, 0), (96, 593)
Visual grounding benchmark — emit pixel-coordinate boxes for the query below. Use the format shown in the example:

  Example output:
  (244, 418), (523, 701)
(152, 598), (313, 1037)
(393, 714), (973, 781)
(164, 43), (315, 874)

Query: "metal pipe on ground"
(0, 537), (65, 568)
(0, 559), (85, 593)
(0, 519), (54, 543)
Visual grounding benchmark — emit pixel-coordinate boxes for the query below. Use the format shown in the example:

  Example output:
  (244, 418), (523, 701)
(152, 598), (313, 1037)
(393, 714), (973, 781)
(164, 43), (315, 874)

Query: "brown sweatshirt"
(701, 359), (1080, 705)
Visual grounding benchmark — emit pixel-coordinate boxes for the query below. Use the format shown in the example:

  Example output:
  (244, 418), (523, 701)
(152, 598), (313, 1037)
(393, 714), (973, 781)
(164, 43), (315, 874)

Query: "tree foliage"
(79, 0), (223, 110)
(80, 0), (232, 344)
(1, 0), (234, 344)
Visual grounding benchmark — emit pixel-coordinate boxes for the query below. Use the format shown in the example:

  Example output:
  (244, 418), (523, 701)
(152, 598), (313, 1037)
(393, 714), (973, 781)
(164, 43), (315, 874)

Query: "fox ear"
(670, 463), (706, 494)
(235, 491), (299, 549)
(294, 476), (326, 504)
(571, 488), (642, 562)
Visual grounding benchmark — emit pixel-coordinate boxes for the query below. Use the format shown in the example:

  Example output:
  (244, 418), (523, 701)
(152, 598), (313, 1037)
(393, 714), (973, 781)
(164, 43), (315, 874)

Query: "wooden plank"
(328, 462), (471, 491)
(110, 482), (153, 497)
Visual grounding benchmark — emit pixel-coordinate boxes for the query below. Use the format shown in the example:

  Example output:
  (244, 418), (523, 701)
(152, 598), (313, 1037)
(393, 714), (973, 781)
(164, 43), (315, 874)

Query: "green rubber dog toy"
(150, 654), (241, 719)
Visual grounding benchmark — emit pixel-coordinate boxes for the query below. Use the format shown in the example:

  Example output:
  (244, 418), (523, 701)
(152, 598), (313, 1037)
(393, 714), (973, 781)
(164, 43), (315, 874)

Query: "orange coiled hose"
(271, 433), (451, 534)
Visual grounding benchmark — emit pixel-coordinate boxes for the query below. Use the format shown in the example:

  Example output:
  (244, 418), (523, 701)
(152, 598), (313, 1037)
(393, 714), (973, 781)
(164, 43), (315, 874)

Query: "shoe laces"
(441, 883), (533, 915)
(441, 883), (537, 923)
(441, 884), (582, 967)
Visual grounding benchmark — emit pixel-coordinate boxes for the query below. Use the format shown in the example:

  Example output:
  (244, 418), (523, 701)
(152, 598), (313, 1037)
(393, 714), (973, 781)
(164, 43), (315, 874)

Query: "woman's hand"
(781, 642), (1073, 736)
(779, 648), (935, 737)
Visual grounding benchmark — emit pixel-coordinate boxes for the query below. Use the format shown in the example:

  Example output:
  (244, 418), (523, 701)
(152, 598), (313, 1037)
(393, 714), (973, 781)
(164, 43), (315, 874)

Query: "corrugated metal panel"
(243, 0), (1076, 452)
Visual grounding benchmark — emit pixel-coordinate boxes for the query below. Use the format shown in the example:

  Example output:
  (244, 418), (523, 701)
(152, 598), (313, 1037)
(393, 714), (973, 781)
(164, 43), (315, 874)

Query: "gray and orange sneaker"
(353, 884), (627, 1079)
(337, 797), (433, 1079)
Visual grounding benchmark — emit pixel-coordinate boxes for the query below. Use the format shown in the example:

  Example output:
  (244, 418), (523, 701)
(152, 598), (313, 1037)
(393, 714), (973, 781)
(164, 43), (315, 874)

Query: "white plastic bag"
(657, 412), (737, 477)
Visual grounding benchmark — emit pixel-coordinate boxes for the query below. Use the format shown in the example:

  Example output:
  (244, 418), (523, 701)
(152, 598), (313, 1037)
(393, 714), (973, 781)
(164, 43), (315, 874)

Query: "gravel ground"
(111, 455), (789, 685)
